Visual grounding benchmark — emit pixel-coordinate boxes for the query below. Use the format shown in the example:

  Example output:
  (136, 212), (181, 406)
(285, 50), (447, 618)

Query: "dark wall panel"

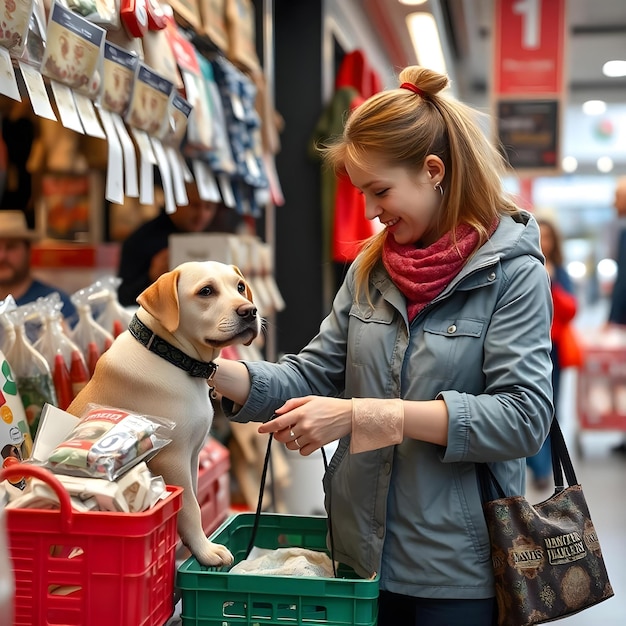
(273, 0), (325, 356)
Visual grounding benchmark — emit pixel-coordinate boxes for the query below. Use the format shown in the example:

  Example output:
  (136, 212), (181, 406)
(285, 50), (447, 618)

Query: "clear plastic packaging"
(45, 404), (173, 480)
(4, 308), (57, 440)
(33, 295), (89, 410)
(69, 290), (114, 376)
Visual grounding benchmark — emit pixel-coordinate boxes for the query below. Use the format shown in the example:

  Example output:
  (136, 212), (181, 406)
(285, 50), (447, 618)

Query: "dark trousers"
(378, 591), (498, 626)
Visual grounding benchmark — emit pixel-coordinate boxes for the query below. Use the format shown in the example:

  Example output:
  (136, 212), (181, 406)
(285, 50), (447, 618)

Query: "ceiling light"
(399, 0), (428, 5)
(602, 60), (626, 77)
(406, 12), (447, 75)
(582, 100), (606, 115)
(562, 156), (578, 173)
(597, 156), (614, 173)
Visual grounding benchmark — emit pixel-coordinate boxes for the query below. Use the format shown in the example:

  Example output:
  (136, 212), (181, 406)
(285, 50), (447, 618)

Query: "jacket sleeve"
(440, 254), (554, 462)
(223, 270), (354, 423)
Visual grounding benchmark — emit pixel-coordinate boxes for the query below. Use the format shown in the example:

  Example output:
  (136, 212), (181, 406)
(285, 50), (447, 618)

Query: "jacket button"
(377, 525), (385, 539)
(447, 324), (457, 334)
(364, 310), (372, 319)
(488, 271), (496, 281)
(384, 462), (391, 475)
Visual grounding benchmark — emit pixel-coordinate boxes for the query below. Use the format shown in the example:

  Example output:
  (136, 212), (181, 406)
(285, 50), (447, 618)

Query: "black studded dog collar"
(128, 314), (218, 380)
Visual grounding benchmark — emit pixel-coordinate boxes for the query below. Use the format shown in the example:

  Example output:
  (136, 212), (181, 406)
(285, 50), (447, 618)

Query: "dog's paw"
(194, 540), (234, 567)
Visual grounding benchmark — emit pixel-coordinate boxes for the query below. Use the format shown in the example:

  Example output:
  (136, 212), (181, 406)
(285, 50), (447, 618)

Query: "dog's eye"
(198, 286), (213, 297)
(237, 282), (246, 294)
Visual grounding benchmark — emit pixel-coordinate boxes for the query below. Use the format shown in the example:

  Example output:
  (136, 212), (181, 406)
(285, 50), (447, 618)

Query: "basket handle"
(0, 463), (74, 532)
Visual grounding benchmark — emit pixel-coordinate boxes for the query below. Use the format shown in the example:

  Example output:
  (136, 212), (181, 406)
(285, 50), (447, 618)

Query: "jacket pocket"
(421, 317), (486, 386)
(348, 303), (396, 367)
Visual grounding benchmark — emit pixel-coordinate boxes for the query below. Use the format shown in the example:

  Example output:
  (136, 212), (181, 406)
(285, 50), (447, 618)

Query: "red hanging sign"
(492, 0), (566, 95)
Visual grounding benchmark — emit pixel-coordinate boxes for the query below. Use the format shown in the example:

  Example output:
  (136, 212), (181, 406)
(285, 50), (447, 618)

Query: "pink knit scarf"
(382, 223), (489, 321)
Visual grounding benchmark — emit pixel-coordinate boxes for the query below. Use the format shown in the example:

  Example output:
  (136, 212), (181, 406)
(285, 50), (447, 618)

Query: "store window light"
(567, 260), (587, 280)
(603, 60), (626, 77)
(597, 258), (617, 281)
(406, 12), (447, 75)
(597, 156), (614, 173)
(562, 156), (578, 173)
(582, 100), (606, 115)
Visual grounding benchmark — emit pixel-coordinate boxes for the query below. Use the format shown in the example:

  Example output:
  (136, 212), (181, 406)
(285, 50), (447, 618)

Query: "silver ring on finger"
(295, 437), (301, 448)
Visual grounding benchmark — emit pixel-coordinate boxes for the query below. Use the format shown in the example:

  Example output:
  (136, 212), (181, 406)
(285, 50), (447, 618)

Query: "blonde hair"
(319, 65), (519, 303)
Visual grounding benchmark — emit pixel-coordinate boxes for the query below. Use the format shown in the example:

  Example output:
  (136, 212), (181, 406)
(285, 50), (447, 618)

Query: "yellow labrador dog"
(68, 261), (261, 566)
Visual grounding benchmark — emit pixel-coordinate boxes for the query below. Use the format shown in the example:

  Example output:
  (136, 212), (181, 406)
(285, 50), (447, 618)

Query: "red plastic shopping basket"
(0, 463), (182, 626)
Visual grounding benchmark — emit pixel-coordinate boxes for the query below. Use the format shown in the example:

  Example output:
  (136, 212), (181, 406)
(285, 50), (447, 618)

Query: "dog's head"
(136, 261), (261, 359)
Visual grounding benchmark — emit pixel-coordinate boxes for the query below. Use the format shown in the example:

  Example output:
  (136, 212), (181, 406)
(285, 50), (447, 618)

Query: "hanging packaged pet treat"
(0, 350), (33, 491)
(4, 311), (57, 441)
(125, 62), (173, 135)
(142, 25), (183, 89)
(45, 405), (173, 480)
(33, 296), (89, 410)
(40, 0), (105, 90)
(161, 92), (192, 147)
(101, 40), (139, 116)
(16, 0), (46, 65)
(60, 0), (120, 29)
(165, 11), (214, 154)
(0, 0), (34, 56)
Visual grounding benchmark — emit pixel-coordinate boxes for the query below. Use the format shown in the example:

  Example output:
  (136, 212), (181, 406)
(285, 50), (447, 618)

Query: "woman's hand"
(258, 396), (352, 456)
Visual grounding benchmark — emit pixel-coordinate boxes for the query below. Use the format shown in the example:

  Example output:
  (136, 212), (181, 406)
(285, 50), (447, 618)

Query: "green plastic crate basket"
(176, 513), (379, 626)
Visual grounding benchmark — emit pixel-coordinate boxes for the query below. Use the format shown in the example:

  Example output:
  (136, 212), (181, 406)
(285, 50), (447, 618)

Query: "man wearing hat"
(0, 210), (76, 322)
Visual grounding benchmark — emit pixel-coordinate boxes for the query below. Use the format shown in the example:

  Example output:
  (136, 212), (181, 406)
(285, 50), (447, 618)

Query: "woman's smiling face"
(345, 154), (445, 247)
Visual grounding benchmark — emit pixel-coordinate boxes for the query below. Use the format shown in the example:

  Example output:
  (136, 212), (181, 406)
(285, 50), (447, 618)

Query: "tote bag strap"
(478, 418), (579, 501)
(549, 418), (578, 489)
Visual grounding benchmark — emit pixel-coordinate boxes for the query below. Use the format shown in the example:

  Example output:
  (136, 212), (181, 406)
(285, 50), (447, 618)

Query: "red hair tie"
(400, 82), (425, 96)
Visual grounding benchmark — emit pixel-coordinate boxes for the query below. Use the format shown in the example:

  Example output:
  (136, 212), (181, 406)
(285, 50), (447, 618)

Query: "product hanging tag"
(192, 159), (221, 202)
(217, 173), (236, 208)
(73, 92), (106, 139)
(50, 80), (84, 133)
(0, 48), (21, 101)
(130, 127), (156, 205)
(150, 136), (176, 214)
(111, 113), (139, 198)
(97, 108), (125, 205)
(166, 146), (187, 205)
(18, 62), (57, 120)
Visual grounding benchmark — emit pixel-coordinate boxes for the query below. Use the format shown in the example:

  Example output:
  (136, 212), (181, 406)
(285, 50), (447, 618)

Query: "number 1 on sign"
(513, 0), (540, 49)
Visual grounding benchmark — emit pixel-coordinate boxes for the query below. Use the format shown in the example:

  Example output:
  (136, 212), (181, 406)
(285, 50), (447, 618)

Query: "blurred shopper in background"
(607, 176), (626, 326)
(0, 210), (76, 323)
(117, 184), (219, 307)
(607, 176), (626, 454)
(527, 218), (579, 489)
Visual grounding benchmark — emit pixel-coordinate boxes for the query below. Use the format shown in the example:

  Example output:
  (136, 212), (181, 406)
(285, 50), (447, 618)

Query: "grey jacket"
(226, 211), (554, 599)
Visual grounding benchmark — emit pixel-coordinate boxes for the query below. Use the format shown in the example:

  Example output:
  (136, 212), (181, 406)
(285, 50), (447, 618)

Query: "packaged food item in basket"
(0, 350), (33, 492)
(45, 405), (173, 480)
(4, 307), (58, 440)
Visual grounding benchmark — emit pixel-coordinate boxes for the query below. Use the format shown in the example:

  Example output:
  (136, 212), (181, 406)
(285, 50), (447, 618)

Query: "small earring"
(434, 182), (444, 196)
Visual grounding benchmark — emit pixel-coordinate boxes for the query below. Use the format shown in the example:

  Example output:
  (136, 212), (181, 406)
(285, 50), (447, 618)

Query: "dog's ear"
(231, 265), (254, 303)
(136, 269), (181, 333)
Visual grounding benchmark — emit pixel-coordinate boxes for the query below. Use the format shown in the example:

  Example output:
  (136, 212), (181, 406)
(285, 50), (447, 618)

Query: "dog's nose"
(237, 304), (257, 319)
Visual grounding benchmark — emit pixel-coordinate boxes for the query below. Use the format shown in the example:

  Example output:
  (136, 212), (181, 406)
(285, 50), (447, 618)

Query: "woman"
(212, 65), (553, 626)
(527, 217), (578, 489)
